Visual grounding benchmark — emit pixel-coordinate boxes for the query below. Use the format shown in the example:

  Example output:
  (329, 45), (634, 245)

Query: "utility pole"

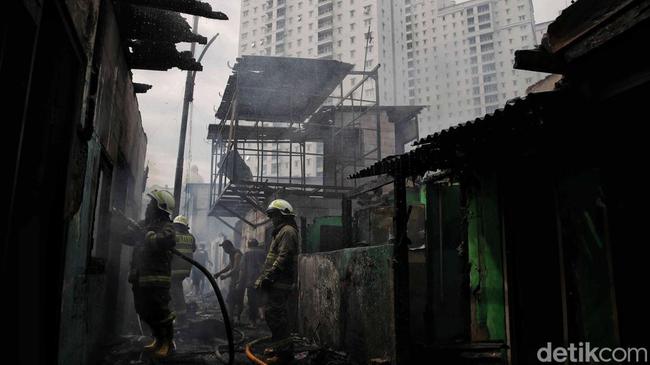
(173, 16), (199, 217)
(172, 15), (219, 216)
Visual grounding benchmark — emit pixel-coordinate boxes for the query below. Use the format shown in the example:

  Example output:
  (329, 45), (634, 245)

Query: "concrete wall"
(298, 245), (395, 364)
(58, 1), (148, 363)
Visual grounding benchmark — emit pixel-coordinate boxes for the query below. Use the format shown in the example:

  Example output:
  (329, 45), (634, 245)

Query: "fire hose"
(170, 248), (235, 365)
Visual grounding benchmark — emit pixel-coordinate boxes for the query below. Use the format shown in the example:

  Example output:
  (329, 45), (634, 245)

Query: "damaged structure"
(3, 0), (226, 364)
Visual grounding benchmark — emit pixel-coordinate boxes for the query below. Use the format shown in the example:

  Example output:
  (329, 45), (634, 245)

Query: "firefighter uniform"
(129, 192), (177, 357)
(257, 221), (299, 358)
(171, 216), (196, 325)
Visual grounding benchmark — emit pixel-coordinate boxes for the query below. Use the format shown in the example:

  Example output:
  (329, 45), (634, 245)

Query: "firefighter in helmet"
(255, 198), (299, 364)
(129, 189), (177, 357)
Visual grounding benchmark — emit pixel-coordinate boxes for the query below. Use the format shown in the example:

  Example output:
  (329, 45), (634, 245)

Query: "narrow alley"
(4, 0), (650, 364)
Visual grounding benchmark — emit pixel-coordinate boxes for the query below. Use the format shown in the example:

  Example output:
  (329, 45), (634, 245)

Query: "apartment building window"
(482, 63), (496, 72)
(484, 84), (498, 93)
(350, 23), (356, 30)
(481, 53), (495, 62)
(243, 10), (250, 17)
(485, 94), (498, 103)
(478, 14), (490, 23)
(468, 37), (476, 45)
(467, 8), (474, 16)
(350, 10), (355, 17)
(480, 42), (494, 52)
(477, 4), (489, 13)
(350, 36), (355, 44)
(479, 33), (493, 42)
(467, 17), (475, 25)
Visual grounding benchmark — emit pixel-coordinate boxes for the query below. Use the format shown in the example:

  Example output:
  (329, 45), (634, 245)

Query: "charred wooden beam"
(514, 48), (566, 74)
(122, 5), (208, 44)
(122, 0), (229, 20)
(133, 83), (153, 93)
(128, 40), (202, 71)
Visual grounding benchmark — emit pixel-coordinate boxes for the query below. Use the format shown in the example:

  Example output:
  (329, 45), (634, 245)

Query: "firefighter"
(129, 189), (177, 357)
(171, 215), (196, 327)
(254, 199), (299, 365)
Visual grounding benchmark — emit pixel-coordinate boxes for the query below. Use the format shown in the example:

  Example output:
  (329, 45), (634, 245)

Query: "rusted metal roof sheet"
(215, 56), (354, 122)
(350, 91), (566, 179)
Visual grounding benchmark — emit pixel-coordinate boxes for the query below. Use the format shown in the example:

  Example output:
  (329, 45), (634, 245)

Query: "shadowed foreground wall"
(297, 245), (395, 363)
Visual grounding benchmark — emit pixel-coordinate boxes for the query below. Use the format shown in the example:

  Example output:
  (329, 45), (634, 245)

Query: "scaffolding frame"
(208, 60), (383, 225)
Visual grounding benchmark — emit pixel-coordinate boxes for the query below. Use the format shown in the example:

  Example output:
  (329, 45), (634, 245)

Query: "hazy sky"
(133, 0), (569, 188)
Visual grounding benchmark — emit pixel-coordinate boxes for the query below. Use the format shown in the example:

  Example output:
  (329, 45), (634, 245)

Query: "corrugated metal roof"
(350, 91), (566, 179)
(215, 56), (354, 122)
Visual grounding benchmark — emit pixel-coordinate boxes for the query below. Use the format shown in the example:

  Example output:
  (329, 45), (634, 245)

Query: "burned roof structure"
(209, 56), (358, 221)
(114, 0), (228, 72)
(350, 91), (572, 180)
(215, 56), (354, 122)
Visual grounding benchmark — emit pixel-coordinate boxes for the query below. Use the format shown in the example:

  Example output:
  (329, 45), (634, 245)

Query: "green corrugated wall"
(467, 173), (506, 341)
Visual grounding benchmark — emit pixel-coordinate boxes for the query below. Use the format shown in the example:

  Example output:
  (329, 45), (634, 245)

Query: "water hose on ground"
(245, 335), (272, 365)
(170, 248), (235, 365)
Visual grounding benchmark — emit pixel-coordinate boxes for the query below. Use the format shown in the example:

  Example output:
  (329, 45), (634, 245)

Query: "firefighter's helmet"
(173, 215), (189, 227)
(147, 189), (175, 216)
(266, 199), (295, 216)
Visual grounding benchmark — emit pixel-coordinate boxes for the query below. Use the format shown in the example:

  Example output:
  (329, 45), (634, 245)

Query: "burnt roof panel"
(215, 56), (354, 122)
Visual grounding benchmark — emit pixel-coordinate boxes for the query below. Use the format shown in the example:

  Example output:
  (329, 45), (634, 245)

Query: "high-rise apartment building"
(237, 0), (551, 161)
(402, 0), (550, 135)
(238, 0), (409, 105)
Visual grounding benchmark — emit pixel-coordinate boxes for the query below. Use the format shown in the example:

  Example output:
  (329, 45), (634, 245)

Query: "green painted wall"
(306, 216), (342, 253)
(467, 174), (506, 341)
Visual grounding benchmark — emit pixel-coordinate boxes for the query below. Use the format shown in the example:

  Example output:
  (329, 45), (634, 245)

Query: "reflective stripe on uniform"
(139, 275), (171, 284)
(175, 248), (193, 254)
(172, 269), (191, 276)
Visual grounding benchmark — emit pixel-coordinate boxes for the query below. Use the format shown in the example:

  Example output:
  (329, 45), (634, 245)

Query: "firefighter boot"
(144, 328), (161, 351)
(153, 324), (176, 358)
(143, 338), (158, 351)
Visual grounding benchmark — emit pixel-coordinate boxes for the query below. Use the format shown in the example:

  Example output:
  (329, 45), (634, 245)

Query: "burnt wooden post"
(392, 166), (411, 364)
(342, 196), (352, 248)
(424, 182), (437, 345)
